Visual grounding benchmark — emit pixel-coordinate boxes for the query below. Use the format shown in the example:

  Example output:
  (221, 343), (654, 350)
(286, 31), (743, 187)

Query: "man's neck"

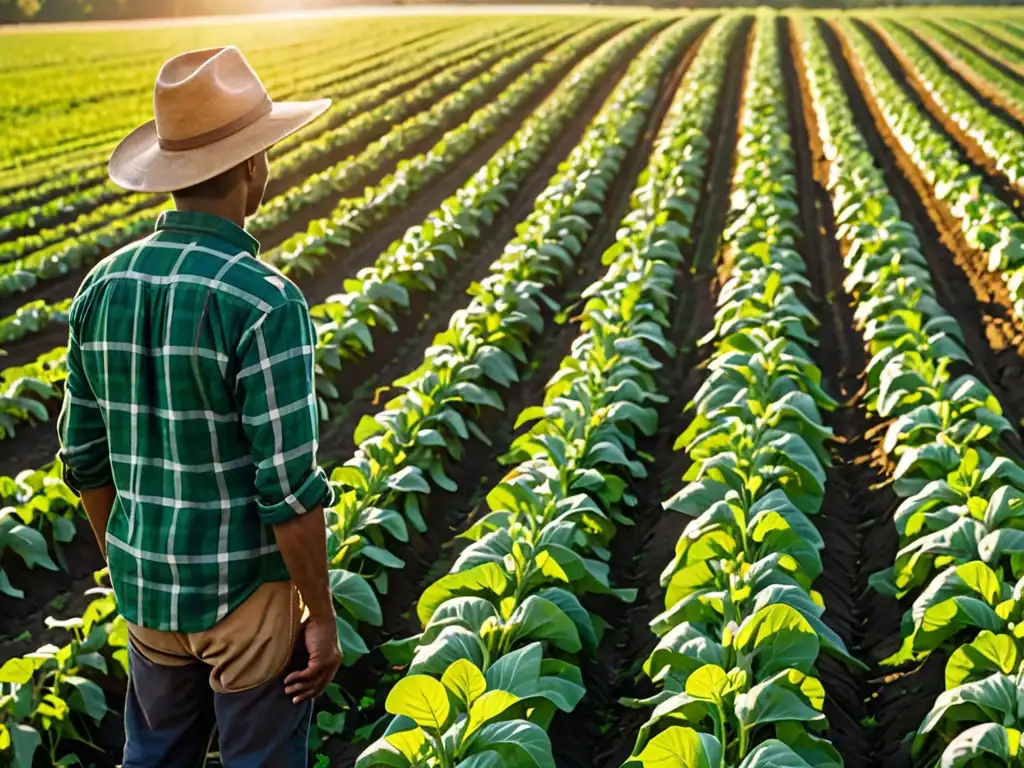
(172, 199), (246, 229)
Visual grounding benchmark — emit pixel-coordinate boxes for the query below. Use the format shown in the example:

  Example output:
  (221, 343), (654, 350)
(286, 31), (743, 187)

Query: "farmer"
(56, 46), (341, 767)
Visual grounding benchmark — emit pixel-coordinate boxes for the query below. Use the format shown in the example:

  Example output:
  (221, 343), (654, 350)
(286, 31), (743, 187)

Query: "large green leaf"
(734, 669), (826, 729)
(385, 675), (451, 731)
(737, 740), (816, 768)
(734, 604), (820, 677)
(918, 672), (1018, 738)
(632, 726), (719, 767)
(938, 723), (1021, 767)
(441, 658), (487, 708)
(409, 626), (488, 677)
(466, 720), (555, 768)
(485, 642), (542, 697)
(505, 595), (581, 653)
(329, 569), (383, 626)
(65, 675), (108, 721)
(417, 562), (508, 625)
(466, 689), (520, 738)
(10, 724), (41, 768)
(945, 631), (1018, 689)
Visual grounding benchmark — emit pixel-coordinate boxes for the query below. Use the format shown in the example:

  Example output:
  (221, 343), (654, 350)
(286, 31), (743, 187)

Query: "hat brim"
(108, 98), (331, 194)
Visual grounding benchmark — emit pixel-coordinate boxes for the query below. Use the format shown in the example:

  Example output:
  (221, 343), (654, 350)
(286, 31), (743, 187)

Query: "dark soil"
(788, 18), (914, 768)
(856, 19), (1022, 212)
(814, 16), (1014, 764)
(0, 321), (69, 369)
(318, 19), (714, 768)
(825, 18), (1024, 446)
(313, 21), (659, 458)
(581, 19), (753, 768)
(912, 21), (1024, 125)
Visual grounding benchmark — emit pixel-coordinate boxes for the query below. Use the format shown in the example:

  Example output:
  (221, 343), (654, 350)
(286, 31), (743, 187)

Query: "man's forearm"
(80, 485), (116, 560)
(272, 507), (335, 622)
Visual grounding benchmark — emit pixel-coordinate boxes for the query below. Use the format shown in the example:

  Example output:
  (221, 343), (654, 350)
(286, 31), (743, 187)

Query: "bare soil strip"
(827, 18), (1024, 442)
(860, 19), (1023, 211)
(316, 22), (721, 767)
(314, 19), (659, 453)
(818, 17), (994, 764)
(785, 17), (906, 768)
(909, 21), (1024, 125)
(577, 20), (753, 768)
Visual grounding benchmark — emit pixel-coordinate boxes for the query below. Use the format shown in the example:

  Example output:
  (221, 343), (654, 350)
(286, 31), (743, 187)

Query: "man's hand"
(284, 618), (343, 703)
(271, 507), (340, 703)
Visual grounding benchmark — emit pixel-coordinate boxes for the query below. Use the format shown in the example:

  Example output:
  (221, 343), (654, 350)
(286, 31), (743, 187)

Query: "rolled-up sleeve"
(57, 328), (113, 493)
(236, 299), (333, 526)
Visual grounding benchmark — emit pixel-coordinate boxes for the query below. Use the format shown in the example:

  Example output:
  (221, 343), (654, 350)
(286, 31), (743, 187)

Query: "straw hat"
(109, 46), (330, 194)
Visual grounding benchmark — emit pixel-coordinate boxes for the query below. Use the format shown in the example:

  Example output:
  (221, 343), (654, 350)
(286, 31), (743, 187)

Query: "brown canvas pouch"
(127, 580), (303, 694)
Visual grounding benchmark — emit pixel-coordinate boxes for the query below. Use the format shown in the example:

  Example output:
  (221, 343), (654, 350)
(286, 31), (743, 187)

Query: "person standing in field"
(56, 46), (342, 768)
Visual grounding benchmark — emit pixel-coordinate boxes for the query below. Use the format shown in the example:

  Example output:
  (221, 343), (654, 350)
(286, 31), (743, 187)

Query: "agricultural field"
(3, 5), (1024, 767)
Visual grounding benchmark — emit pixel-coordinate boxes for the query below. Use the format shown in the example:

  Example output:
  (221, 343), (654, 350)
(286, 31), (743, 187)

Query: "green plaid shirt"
(57, 210), (333, 632)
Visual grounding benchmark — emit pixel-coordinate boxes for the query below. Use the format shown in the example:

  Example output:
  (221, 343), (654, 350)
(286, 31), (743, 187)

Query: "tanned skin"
(82, 151), (342, 704)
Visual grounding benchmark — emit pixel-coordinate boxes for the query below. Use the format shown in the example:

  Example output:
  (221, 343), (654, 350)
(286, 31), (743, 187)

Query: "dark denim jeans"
(122, 640), (313, 767)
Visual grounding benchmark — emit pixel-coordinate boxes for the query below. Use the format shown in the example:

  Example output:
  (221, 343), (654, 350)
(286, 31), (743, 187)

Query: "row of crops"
(2, 6), (1024, 768)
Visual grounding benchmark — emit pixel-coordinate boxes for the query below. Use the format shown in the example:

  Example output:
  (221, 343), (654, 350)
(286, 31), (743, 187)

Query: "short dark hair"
(173, 163), (243, 200)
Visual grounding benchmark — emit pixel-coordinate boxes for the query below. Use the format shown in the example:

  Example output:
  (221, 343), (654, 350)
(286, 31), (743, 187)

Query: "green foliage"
(316, 19), (663, 666)
(801, 12), (1024, 767)
(625, 16), (851, 767)
(0, 463), (80, 599)
(0, 575), (127, 768)
(356, 15), (716, 766)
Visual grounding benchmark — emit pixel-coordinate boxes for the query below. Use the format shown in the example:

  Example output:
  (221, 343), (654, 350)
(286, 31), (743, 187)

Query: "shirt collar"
(155, 210), (260, 257)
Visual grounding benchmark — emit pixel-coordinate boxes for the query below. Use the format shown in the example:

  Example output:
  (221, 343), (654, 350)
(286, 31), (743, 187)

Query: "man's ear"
(246, 156), (256, 179)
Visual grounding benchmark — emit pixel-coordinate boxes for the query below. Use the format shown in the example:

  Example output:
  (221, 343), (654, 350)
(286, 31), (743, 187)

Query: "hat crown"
(154, 46), (269, 144)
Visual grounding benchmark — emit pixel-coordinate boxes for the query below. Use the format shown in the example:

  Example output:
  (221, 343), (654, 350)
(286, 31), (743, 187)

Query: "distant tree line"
(0, 0), (367, 23)
(0, 0), (1020, 24)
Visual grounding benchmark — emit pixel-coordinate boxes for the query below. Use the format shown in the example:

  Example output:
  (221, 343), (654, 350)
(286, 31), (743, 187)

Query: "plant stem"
(737, 724), (750, 761)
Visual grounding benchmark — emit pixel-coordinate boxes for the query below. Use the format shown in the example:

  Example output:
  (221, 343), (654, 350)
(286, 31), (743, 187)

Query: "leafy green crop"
(836, 19), (1024, 341)
(308, 19), (653, 411)
(0, 347), (65, 440)
(0, 464), (81, 599)
(268, 21), (626, 277)
(0, 573), (127, 768)
(914, 19), (1024, 116)
(318, 16), (683, 667)
(0, 22), (586, 300)
(875, 20), (1023, 192)
(801, 14), (1024, 767)
(356, 16), (717, 767)
(0, 300), (70, 348)
(624, 16), (856, 768)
